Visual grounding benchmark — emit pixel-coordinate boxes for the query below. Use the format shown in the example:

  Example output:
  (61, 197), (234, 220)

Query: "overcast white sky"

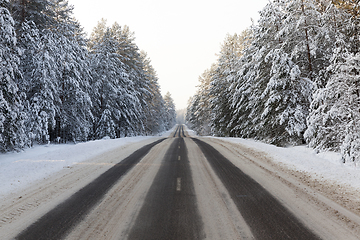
(68, 0), (269, 110)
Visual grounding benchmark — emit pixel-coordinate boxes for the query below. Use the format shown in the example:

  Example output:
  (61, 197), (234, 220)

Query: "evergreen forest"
(0, 0), (176, 153)
(186, 0), (360, 163)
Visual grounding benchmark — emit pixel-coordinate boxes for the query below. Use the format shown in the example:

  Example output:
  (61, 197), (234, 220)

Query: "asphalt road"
(192, 137), (320, 240)
(15, 138), (166, 240)
(128, 127), (204, 239)
(13, 125), (339, 240)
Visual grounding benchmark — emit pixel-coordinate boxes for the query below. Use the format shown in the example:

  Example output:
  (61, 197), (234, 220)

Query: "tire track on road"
(192, 137), (320, 240)
(15, 138), (166, 240)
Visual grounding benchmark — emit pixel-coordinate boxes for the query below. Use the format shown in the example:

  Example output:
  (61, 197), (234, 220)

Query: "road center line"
(176, 178), (181, 191)
(178, 156), (181, 161)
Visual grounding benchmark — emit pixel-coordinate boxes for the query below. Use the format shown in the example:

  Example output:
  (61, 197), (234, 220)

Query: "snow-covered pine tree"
(258, 49), (313, 145)
(49, 0), (93, 142)
(197, 68), (214, 136)
(278, 0), (343, 88)
(230, 0), (340, 146)
(210, 32), (249, 137)
(25, 31), (60, 144)
(140, 51), (166, 135)
(246, 0), (326, 145)
(9, 0), (54, 30)
(164, 92), (176, 130)
(17, 21), (41, 94)
(331, 0), (360, 54)
(17, 21), (51, 145)
(110, 23), (150, 135)
(305, 51), (360, 163)
(88, 18), (107, 48)
(0, 0), (27, 152)
(13, 0), (94, 144)
(186, 68), (213, 135)
(90, 26), (134, 139)
(230, 1), (285, 139)
(95, 109), (116, 139)
(90, 21), (155, 138)
(305, 1), (360, 158)
(186, 96), (200, 132)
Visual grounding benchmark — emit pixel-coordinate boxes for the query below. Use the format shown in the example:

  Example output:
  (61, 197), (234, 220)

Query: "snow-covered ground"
(211, 137), (360, 191)
(1, 127), (359, 200)
(0, 130), (172, 199)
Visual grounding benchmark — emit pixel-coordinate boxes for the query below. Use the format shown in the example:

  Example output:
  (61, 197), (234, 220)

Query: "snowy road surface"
(1, 125), (360, 239)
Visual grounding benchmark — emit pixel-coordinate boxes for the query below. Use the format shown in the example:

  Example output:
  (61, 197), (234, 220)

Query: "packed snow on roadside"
(215, 137), (360, 191)
(0, 130), (172, 199)
(187, 126), (360, 191)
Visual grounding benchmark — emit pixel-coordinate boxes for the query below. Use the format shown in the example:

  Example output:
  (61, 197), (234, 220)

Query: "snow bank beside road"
(0, 130), (172, 199)
(216, 137), (360, 191)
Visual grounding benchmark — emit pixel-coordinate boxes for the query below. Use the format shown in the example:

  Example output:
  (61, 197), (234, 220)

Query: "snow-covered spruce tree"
(305, 51), (360, 163)
(0, 0), (27, 152)
(163, 92), (176, 130)
(53, 34), (93, 143)
(11, 0), (56, 145)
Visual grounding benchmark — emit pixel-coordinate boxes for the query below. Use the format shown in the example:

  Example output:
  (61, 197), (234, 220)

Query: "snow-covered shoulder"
(183, 125), (197, 137)
(0, 134), (170, 199)
(209, 136), (360, 191)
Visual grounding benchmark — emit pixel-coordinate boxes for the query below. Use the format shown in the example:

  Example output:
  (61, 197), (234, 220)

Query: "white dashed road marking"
(176, 178), (181, 191)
